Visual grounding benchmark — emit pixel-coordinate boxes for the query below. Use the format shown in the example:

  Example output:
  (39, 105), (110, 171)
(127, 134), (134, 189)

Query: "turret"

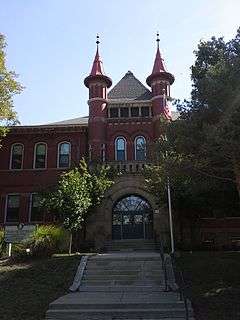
(84, 36), (112, 161)
(146, 33), (174, 121)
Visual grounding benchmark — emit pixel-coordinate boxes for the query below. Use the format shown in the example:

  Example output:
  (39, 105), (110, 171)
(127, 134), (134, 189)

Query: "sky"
(1, 0), (240, 125)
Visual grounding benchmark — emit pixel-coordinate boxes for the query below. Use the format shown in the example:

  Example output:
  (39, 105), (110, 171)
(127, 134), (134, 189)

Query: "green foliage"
(0, 228), (5, 256)
(41, 159), (114, 232)
(25, 225), (69, 257)
(174, 27), (240, 195)
(0, 34), (23, 144)
(145, 28), (240, 226)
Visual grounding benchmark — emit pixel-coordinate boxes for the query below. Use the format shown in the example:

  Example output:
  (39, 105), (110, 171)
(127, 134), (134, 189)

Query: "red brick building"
(1, 37), (240, 249)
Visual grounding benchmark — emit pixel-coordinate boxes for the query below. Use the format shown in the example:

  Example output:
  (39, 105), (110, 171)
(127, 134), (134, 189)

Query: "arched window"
(10, 143), (24, 169)
(135, 136), (146, 161)
(34, 143), (47, 169)
(58, 142), (71, 168)
(115, 137), (126, 161)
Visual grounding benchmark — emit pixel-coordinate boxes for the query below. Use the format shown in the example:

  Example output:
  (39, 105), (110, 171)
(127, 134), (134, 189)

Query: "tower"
(146, 33), (174, 137)
(84, 36), (112, 161)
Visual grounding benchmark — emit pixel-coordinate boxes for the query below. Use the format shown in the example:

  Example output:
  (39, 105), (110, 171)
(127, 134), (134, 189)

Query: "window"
(141, 106), (150, 117)
(34, 143), (47, 169)
(115, 137), (126, 161)
(135, 136), (146, 161)
(120, 107), (129, 118)
(58, 142), (71, 168)
(29, 194), (43, 222)
(6, 194), (20, 223)
(109, 108), (119, 118)
(131, 107), (140, 117)
(10, 144), (24, 170)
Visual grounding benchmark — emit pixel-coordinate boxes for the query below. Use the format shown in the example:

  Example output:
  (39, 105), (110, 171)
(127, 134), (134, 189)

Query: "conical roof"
(109, 71), (152, 100)
(84, 45), (112, 88)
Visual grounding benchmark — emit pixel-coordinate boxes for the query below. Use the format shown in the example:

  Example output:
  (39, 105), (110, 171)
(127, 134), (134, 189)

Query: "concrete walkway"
(46, 251), (194, 320)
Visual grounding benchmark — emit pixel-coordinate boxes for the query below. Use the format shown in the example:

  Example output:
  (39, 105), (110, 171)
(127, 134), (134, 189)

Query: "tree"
(173, 28), (240, 196)
(0, 34), (23, 145)
(41, 159), (114, 253)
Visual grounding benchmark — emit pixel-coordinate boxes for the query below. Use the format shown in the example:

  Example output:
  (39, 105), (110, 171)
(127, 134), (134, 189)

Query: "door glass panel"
(112, 195), (153, 240)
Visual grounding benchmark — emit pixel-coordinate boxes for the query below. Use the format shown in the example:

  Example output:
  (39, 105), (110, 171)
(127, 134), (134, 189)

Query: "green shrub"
(0, 228), (5, 257)
(26, 225), (69, 257)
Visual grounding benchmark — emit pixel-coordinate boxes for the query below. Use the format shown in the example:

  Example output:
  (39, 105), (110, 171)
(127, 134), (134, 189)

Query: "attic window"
(131, 107), (139, 117)
(109, 108), (119, 118)
(141, 106), (150, 117)
(120, 107), (129, 118)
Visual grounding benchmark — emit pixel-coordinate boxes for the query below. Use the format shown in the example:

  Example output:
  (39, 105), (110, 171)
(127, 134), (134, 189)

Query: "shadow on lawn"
(177, 251), (240, 320)
(0, 255), (80, 320)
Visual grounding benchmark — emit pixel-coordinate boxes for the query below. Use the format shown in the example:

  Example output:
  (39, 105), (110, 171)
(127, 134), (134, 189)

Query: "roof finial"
(156, 31), (160, 48)
(96, 34), (100, 47)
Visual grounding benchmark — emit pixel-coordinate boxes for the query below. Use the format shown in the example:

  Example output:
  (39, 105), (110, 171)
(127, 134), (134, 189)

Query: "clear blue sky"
(1, 0), (240, 125)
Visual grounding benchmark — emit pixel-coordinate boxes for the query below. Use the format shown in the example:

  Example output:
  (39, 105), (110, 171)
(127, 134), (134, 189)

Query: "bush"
(25, 225), (69, 257)
(0, 228), (5, 257)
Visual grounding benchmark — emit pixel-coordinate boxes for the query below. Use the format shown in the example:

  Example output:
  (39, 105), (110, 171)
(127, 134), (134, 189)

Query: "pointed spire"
(146, 33), (174, 86)
(90, 34), (106, 76)
(152, 32), (166, 74)
(84, 35), (112, 88)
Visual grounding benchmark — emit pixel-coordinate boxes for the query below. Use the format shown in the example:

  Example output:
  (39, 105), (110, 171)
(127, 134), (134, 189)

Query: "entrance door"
(112, 195), (153, 240)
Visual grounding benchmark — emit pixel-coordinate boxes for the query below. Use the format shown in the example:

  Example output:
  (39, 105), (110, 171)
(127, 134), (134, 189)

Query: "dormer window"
(141, 106), (150, 117)
(120, 107), (129, 118)
(131, 107), (140, 117)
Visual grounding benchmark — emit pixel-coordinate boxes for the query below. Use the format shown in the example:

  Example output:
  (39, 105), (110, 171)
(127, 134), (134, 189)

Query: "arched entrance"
(112, 195), (153, 240)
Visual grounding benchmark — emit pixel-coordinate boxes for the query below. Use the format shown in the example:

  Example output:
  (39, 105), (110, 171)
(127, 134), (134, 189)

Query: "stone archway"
(85, 175), (170, 248)
(112, 194), (153, 240)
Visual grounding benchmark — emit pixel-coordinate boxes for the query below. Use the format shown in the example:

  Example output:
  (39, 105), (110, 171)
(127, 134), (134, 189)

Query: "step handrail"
(170, 254), (190, 320)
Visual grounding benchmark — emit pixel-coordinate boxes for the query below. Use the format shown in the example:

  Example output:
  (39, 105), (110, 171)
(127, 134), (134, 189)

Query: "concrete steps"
(104, 239), (159, 252)
(46, 252), (194, 320)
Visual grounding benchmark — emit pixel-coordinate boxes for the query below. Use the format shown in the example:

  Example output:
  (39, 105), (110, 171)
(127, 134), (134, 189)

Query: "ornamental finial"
(96, 34), (100, 46)
(156, 32), (160, 47)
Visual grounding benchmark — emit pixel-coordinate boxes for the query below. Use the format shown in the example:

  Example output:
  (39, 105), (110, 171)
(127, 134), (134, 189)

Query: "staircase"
(104, 239), (159, 252)
(46, 252), (194, 319)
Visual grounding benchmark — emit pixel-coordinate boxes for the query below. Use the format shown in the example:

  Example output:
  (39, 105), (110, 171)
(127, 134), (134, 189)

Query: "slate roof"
(47, 116), (88, 126)
(108, 71), (152, 100)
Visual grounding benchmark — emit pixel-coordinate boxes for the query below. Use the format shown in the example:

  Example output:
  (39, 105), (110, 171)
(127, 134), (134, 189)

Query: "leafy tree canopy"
(41, 159), (114, 232)
(0, 34), (23, 143)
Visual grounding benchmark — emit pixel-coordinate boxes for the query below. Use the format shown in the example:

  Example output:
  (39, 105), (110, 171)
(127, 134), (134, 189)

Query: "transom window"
(29, 193), (43, 222)
(135, 136), (146, 161)
(58, 142), (71, 168)
(10, 144), (24, 170)
(115, 137), (126, 161)
(34, 143), (47, 169)
(6, 194), (20, 223)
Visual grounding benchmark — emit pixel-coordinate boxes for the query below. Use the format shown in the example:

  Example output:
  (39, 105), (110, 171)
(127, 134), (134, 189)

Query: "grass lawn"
(177, 251), (240, 320)
(0, 255), (81, 320)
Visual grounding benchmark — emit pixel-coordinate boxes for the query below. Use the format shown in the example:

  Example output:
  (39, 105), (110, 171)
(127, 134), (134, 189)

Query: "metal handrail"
(171, 254), (190, 320)
(159, 240), (169, 292)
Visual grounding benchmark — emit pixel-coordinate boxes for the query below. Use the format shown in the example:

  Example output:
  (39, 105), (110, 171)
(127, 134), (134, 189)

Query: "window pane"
(60, 143), (70, 155)
(35, 144), (46, 168)
(116, 138), (126, 161)
(109, 108), (119, 118)
(120, 107), (129, 118)
(141, 106), (150, 117)
(59, 143), (70, 168)
(30, 194), (43, 222)
(6, 195), (20, 223)
(11, 144), (23, 169)
(131, 107), (139, 117)
(135, 137), (146, 161)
